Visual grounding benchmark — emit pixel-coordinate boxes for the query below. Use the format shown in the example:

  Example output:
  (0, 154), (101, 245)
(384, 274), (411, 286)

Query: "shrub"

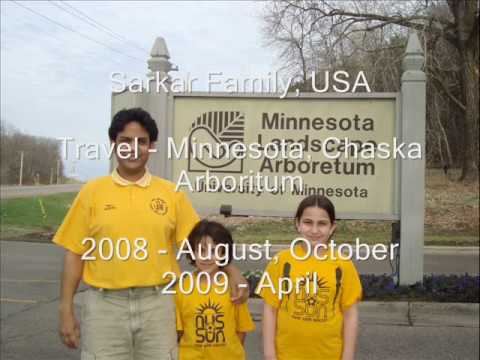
(244, 272), (480, 303)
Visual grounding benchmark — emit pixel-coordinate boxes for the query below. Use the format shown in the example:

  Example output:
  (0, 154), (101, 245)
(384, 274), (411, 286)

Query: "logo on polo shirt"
(104, 204), (116, 211)
(150, 198), (168, 215)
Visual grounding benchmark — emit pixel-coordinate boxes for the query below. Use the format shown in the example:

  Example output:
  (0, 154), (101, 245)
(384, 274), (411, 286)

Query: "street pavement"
(1, 240), (479, 359)
(2, 295), (478, 360)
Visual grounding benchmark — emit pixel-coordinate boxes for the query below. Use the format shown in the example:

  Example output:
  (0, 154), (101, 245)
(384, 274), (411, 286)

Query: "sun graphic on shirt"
(196, 298), (223, 315)
(298, 273), (329, 292)
(196, 299), (224, 332)
(306, 297), (317, 306)
(195, 298), (226, 344)
(294, 273), (331, 316)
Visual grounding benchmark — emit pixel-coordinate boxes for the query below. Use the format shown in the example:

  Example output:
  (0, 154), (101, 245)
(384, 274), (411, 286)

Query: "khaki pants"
(81, 287), (177, 360)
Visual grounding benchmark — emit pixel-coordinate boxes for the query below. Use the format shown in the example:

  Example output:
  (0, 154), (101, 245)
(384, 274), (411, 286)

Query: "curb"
(73, 293), (479, 328)
(357, 301), (410, 326)
(247, 299), (479, 327)
(410, 302), (480, 327)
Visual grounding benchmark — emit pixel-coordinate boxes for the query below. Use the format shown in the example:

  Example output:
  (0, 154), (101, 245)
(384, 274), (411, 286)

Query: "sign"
(171, 95), (399, 218)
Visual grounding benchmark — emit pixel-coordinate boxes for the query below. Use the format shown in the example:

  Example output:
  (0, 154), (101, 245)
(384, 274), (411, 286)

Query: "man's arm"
(342, 303), (359, 360)
(58, 250), (83, 349)
(223, 263), (249, 304)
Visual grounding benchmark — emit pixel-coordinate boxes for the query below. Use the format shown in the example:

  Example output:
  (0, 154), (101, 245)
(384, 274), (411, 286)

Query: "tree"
(0, 120), (64, 185)
(262, 0), (479, 180)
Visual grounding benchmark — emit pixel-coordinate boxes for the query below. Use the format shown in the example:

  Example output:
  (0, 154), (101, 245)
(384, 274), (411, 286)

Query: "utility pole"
(50, 167), (54, 185)
(19, 151), (24, 186)
(71, 160), (77, 178)
(56, 159), (61, 185)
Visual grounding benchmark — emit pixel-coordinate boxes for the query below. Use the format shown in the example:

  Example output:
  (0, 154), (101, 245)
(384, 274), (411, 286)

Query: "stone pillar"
(399, 31), (426, 285)
(144, 37), (174, 179)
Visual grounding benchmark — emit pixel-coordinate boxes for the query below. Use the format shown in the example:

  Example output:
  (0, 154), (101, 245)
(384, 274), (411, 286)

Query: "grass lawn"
(217, 169), (479, 246)
(0, 193), (76, 240)
(0, 170), (478, 246)
(219, 218), (478, 246)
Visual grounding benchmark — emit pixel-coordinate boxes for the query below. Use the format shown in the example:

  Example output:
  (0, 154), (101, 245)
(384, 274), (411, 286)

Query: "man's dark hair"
(186, 220), (234, 267)
(109, 108), (158, 142)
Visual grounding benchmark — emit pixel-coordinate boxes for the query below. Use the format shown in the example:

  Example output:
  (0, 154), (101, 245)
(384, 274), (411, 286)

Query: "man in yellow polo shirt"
(54, 108), (248, 360)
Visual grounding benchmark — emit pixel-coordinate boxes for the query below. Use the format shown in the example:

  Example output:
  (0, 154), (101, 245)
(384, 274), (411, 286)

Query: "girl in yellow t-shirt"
(258, 195), (362, 360)
(175, 220), (255, 360)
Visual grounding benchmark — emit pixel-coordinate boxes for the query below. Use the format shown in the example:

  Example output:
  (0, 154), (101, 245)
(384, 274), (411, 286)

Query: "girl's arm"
(176, 330), (184, 343)
(263, 302), (278, 360)
(237, 332), (246, 345)
(342, 303), (359, 360)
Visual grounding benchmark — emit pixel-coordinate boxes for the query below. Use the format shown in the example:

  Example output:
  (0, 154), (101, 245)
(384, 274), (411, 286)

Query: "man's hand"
(58, 250), (83, 348)
(224, 264), (249, 304)
(59, 305), (80, 349)
(230, 281), (249, 304)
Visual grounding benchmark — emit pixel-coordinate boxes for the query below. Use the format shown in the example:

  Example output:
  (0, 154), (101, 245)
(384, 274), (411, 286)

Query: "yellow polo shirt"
(257, 245), (362, 360)
(52, 169), (200, 289)
(176, 272), (255, 360)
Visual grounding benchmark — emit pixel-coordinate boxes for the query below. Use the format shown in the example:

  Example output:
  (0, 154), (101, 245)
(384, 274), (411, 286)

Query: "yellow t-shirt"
(52, 173), (199, 289)
(257, 245), (362, 360)
(176, 273), (256, 360)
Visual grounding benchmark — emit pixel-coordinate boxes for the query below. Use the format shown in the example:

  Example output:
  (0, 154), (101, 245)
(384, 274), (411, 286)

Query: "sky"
(1, 1), (279, 181)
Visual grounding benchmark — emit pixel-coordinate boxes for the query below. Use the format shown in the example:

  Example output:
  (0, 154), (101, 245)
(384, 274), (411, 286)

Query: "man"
(54, 108), (248, 360)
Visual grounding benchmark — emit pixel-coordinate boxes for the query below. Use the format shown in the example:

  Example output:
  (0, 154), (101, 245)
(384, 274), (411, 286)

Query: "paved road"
(0, 184), (83, 199)
(1, 241), (478, 359)
(2, 298), (478, 360)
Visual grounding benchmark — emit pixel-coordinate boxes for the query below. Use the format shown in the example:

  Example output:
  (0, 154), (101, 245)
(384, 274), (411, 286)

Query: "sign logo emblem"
(188, 111), (245, 173)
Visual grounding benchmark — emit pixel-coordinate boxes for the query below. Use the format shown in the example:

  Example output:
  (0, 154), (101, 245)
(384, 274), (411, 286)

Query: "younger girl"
(176, 220), (255, 360)
(258, 195), (362, 360)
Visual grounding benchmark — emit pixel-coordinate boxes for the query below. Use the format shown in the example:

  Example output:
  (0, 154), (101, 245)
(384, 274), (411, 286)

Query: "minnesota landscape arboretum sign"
(111, 34), (426, 285)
